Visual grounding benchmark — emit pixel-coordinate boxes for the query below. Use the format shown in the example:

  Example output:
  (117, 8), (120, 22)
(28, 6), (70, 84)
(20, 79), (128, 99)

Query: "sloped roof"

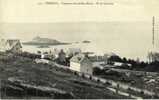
(0, 39), (22, 51)
(7, 40), (22, 47)
(70, 54), (90, 63)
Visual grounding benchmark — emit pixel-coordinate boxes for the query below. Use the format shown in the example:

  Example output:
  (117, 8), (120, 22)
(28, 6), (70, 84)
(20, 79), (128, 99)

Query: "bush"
(93, 67), (105, 75)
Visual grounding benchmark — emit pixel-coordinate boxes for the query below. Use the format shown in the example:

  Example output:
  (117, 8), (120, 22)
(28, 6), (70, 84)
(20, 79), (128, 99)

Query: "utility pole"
(152, 16), (155, 48)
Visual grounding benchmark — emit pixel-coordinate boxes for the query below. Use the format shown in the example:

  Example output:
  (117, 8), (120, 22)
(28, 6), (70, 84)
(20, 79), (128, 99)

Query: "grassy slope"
(0, 52), (127, 99)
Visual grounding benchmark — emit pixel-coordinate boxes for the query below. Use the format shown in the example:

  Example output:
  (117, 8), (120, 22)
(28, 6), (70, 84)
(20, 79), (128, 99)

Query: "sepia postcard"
(0, 0), (159, 99)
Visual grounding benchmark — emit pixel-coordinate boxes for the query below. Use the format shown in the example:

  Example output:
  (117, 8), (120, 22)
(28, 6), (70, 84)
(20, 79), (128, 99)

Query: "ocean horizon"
(1, 21), (159, 62)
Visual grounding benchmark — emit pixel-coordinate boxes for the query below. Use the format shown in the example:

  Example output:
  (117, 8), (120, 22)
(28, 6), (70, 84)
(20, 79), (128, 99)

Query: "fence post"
(89, 76), (92, 80)
(25, 87), (28, 99)
(129, 93), (131, 98)
(0, 79), (2, 99)
(36, 89), (38, 97)
(4, 87), (6, 98)
(116, 83), (119, 94)
(4, 81), (6, 98)
(151, 95), (154, 99)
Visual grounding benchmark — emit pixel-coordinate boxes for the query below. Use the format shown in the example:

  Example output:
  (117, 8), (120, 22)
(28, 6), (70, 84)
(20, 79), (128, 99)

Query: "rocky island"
(23, 36), (70, 46)
(82, 40), (91, 43)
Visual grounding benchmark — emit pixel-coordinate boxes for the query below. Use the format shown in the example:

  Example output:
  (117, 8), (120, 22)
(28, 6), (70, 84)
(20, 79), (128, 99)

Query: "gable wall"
(70, 62), (81, 72)
(81, 59), (93, 75)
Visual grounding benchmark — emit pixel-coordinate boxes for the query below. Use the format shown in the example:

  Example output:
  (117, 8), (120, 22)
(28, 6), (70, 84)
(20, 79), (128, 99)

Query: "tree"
(122, 57), (127, 63)
(108, 55), (122, 62)
(93, 67), (104, 75)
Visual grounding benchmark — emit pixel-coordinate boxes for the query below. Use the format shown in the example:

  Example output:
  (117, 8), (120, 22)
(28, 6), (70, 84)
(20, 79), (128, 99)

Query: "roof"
(70, 54), (90, 63)
(67, 48), (81, 54)
(114, 62), (123, 66)
(0, 39), (22, 51)
(104, 52), (118, 58)
(7, 40), (22, 48)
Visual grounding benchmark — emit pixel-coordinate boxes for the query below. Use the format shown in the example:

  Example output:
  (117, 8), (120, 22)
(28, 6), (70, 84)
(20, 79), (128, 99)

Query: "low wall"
(49, 62), (158, 98)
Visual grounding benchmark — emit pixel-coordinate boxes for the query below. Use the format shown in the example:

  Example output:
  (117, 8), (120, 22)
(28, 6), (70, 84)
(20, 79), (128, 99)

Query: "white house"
(70, 54), (93, 75)
(35, 58), (49, 64)
(113, 62), (123, 66)
(0, 39), (22, 53)
(113, 62), (132, 67)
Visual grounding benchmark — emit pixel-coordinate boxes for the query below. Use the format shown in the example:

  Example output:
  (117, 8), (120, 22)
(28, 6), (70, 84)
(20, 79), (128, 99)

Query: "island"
(22, 36), (70, 46)
(82, 40), (91, 43)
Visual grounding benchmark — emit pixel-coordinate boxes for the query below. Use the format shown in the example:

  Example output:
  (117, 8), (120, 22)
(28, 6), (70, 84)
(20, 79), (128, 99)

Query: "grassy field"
(0, 52), (128, 99)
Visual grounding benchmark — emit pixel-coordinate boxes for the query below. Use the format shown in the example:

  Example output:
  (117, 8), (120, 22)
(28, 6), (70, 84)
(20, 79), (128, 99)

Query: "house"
(0, 39), (22, 53)
(6, 39), (22, 53)
(89, 55), (105, 62)
(35, 58), (49, 64)
(103, 52), (120, 64)
(70, 54), (93, 75)
(113, 62), (131, 66)
(113, 62), (123, 66)
(66, 48), (81, 57)
(41, 51), (55, 60)
(52, 48), (60, 58)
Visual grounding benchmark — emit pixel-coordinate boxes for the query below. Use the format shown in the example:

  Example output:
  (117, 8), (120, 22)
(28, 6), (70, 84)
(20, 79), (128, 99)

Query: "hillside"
(0, 52), (127, 99)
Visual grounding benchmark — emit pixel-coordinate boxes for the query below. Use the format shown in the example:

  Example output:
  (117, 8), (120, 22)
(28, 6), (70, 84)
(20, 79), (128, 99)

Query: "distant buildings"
(40, 51), (55, 60)
(35, 58), (49, 64)
(113, 62), (132, 67)
(66, 48), (81, 56)
(89, 55), (105, 62)
(0, 39), (22, 53)
(147, 52), (159, 62)
(70, 54), (93, 75)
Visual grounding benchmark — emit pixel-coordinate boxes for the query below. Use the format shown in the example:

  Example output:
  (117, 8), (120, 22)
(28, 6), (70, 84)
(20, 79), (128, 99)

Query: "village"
(1, 38), (159, 99)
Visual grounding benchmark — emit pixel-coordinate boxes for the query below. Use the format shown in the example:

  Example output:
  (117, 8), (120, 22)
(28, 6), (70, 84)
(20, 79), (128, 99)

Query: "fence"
(53, 62), (159, 99)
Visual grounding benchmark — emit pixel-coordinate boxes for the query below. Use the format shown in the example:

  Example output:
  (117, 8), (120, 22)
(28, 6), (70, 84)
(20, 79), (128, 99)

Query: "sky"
(0, 0), (159, 40)
(0, 0), (159, 23)
(0, 0), (159, 38)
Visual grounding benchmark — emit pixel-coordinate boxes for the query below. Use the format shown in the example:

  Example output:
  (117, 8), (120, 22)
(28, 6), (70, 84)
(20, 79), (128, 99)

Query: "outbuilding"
(70, 54), (93, 75)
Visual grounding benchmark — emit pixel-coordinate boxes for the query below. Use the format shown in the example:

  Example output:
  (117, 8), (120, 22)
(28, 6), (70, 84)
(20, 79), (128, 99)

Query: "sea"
(1, 22), (159, 62)
(22, 42), (157, 62)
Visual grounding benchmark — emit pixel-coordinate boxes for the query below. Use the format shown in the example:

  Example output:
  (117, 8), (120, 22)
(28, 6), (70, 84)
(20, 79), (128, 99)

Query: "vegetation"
(107, 55), (149, 70)
(145, 62), (159, 72)
(0, 52), (127, 99)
